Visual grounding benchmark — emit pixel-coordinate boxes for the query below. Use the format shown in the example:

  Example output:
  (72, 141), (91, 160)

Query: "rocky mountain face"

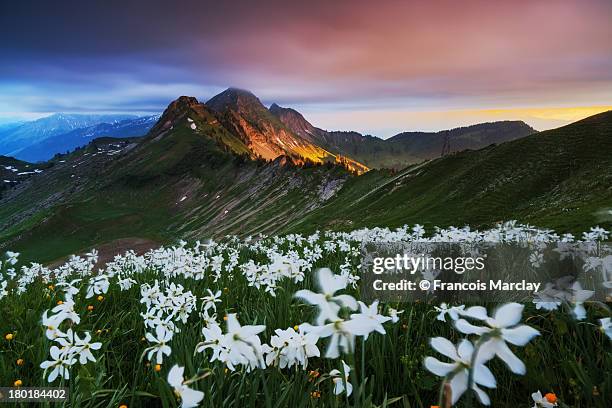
(147, 90), (369, 174)
(206, 89), (315, 161)
(2, 88), (536, 172)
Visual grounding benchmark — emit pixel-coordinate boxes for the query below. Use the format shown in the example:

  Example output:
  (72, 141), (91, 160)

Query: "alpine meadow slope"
(289, 111), (612, 233)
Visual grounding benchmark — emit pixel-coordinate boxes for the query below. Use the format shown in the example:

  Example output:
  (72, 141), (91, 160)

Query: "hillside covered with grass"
(0, 111), (610, 264)
(289, 111), (612, 234)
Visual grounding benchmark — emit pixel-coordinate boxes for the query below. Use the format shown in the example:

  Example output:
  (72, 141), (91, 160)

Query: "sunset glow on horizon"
(303, 106), (612, 136)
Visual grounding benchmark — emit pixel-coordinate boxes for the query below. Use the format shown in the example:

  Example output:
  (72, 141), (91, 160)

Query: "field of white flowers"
(1, 222), (611, 407)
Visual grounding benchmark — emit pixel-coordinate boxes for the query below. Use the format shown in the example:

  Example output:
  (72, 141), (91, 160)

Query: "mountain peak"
(147, 95), (219, 138)
(168, 95), (200, 110)
(206, 88), (263, 113)
(156, 95), (204, 124)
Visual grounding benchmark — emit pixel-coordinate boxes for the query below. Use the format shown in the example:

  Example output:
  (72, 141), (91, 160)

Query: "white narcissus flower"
(145, 324), (173, 364)
(329, 360), (353, 396)
(197, 323), (227, 363)
(531, 390), (557, 407)
(304, 311), (383, 359)
(73, 332), (102, 364)
(424, 337), (496, 405)
(118, 277), (137, 290)
(349, 300), (391, 339)
(434, 303), (466, 322)
(85, 249), (98, 264)
(532, 283), (562, 311)
(55, 278), (81, 300)
(86, 275), (110, 299)
(51, 299), (81, 324)
(224, 313), (266, 371)
(6, 251), (20, 265)
(40, 345), (77, 383)
(55, 330), (102, 364)
(167, 365), (204, 408)
(302, 320), (355, 359)
(454, 303), (540, 374)
(200, 307), (217, 328)
(294, 268), (358, 325)
(268, 255), (302, 281)
(201, 289), (222, 311)
(42, 310), (68, 340)
(263, 327), (320, 369)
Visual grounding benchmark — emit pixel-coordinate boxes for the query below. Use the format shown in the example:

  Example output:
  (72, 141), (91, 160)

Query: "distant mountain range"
(0, 113), (159, 162)
(269, 103), (536, 168)
(14, 115), (160, 162)
(0, 87), (609, 263)
(0, 88), (536, 168)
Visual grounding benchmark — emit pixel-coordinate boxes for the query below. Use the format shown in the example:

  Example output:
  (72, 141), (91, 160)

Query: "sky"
(1, 0), (611, 136)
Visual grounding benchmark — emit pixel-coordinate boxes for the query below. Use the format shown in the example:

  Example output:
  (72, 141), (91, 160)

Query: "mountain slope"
(270, 103), (536, 168)
(207, 89), (369, 173)
(0, 156), (49, 194)
(0, 121), (25, 133)
(387, 121), (537, 162)
(0, 95), (355, 262)
(288, 110), (612, 233)
(15, 115), (159, 162)
(0, 113), (137, 158)
(206, 89), (323, 161)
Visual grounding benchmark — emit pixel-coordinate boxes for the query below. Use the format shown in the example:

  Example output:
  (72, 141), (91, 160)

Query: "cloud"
(0, 0), (611, 132)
